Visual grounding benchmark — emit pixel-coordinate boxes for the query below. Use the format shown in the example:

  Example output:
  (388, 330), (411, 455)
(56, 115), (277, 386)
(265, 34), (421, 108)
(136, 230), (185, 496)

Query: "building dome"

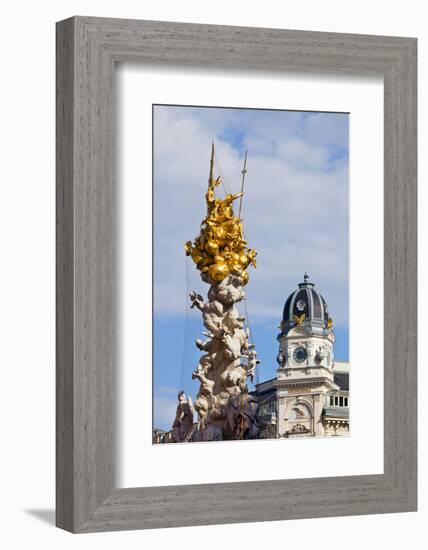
(280, 273), (331, 337)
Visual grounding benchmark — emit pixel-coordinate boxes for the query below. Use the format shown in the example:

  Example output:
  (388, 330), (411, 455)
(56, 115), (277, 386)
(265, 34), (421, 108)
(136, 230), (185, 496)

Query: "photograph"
(152, 104), (350, 443)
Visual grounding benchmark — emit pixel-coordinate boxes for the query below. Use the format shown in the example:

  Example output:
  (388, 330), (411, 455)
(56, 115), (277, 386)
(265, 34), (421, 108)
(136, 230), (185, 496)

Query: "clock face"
(293, 346), (307, 363)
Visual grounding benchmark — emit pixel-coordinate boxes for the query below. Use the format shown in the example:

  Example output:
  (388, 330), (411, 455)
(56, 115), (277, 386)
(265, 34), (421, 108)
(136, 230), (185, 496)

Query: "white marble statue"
(171, 391), (195, 443)
(188, 274), (260, 440)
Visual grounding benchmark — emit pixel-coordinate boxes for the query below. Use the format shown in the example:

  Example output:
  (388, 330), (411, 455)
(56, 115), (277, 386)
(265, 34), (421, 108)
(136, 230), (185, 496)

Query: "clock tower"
(274, 274), (339, 437)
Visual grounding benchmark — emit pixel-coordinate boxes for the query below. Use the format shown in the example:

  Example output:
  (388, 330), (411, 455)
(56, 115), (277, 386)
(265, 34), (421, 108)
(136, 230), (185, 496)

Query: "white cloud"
(153, 106), (349, 328)
(276, 138), (330, 170)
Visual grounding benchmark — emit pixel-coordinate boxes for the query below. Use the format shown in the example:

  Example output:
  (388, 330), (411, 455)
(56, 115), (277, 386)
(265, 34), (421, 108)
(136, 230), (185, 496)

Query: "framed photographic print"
(56, 16), (417, 532)
(150, 104), (351, 445)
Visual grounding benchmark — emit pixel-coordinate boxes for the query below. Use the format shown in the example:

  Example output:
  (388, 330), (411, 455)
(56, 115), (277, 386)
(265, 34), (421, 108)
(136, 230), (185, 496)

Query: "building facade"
(255, 274), (349, 438)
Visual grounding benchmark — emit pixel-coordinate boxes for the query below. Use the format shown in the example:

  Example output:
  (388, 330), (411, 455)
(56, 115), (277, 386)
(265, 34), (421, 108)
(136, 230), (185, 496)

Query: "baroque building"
(254, 274), (349, 438)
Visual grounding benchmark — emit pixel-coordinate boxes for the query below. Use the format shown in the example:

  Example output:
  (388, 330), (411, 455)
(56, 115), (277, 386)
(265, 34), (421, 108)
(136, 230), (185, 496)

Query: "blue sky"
(153, 105), (349, 430)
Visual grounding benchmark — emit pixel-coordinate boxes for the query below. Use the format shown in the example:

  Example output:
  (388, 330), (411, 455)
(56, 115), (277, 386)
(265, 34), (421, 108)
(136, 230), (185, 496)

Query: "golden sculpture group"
(185, 146), (257, 285)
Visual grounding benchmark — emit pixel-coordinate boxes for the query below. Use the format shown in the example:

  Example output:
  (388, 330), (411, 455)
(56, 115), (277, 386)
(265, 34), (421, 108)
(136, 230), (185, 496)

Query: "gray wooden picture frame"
(56, 16), (417, 533)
